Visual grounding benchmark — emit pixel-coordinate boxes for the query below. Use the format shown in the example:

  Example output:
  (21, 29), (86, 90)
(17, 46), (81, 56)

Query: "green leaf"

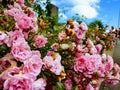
(56, 82), (65, 90)
(0, 44), (7, 51)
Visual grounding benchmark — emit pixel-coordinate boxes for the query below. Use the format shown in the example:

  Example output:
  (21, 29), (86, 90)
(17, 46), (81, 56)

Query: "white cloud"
(51, 0), (100, 19)
(71, 5), (98, 19)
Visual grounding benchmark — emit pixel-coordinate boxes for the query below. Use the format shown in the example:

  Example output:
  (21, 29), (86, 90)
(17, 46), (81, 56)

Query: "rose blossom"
(96, 44), (103, 54)
(0, 67), (21, 80)
(0, 32), (7, 45)
(43, 53), (64, 75)
(3, 74), (33, 90)
(51, 43), (59, 51)
(15, 13), (32, 29)
(58, 31), (67, 42)
(105, 55), (114, 71)
(11, 37), (31, 62)
(7, 30), (24, 47)
(34, 35), (47, 48)
(16, 0), (25, 6)
(33, 78), (46, 90)
(75, 30), (85, 43)
(79, 22), (88, 31)
(74, 54), (102, 78)
(22, 50), (43, 76)
(63, 77), (72, 90)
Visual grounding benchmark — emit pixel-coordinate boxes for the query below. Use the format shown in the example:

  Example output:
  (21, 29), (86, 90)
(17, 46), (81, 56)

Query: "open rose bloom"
(0, 0), (120, 90)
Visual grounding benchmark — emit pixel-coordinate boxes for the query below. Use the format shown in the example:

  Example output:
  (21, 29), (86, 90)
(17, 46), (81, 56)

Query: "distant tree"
(88, 20), (105, 30)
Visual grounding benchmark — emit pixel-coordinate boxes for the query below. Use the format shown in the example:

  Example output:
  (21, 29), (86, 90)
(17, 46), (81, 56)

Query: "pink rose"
(63, 78), (72, 90)
(105, 55), (113, 71)
(23, 50), (43, 76)
(72, 21), (79, 31)
(43, 53), (64, 75)
(75, 30), (85, 43)
(34, 35), (47, 48)
(79, 22), (88, 31)
(7, 30), (24, 47)
(11, 37), (31, 62)
(1, 67), (21, 80)
(96, 44), (103, 54)
(15, 13), (32, 29)
(3, 74), (33, 90)
(74, 54), (102, 78)
(0, 32), (8, 45)
(33, 78), (46, 90)
(58, 32), (67, 42)
(51, 43), (59, 51)
(16, 0), (25, 6)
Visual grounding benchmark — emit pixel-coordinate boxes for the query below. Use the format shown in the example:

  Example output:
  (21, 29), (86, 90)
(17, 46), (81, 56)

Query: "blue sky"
(50, 0), (120, 28)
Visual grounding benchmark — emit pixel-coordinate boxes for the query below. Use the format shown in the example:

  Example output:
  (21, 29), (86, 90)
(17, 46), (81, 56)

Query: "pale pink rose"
(105, 55), (113, 71)
(75, 30), (85, 43)
(43, 53), (64, 75)
(96, 44), (103, 54)
(85, 54), (102, 76)
(63, 78), (72, 90)
(74, 55), (87, 72)
(51, 43), (59, 51)
(86, 83), (95, 90)
(16, 0), (25, 6)
(4, 6), (22, 17)
(23, 50), (43, 76)
(0, 32), (8, 45)
(15, 13), (32, 29)
(46, 51), (55, 57)
(97, 64), (106, 77)
(74, 54), (102, 78)
(58, 32), (67, 42)
(34, 35), (47, 48)
(11, 37), (31, 62)
(7, 30), (24, 47)
(0, 66), (21, 87)
(72, 21), (79, 31)
(43, 56), (54, 69)
(3, 74), (33, 90)
(33, 78), (46, 90)
(79, 22), (88, 31)
(75, 45), (84, 57)
(50, 61), (64, 75)
(1, 67), (21, 80)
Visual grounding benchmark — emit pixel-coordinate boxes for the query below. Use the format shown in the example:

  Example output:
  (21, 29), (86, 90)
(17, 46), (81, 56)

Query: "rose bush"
(0, 0), (120, 90)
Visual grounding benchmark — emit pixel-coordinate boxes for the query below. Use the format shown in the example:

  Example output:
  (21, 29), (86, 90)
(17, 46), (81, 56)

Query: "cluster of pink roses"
(0, 0), (120, 90)
(0, 0), (52, 90)
(56, 20), (120, 90)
